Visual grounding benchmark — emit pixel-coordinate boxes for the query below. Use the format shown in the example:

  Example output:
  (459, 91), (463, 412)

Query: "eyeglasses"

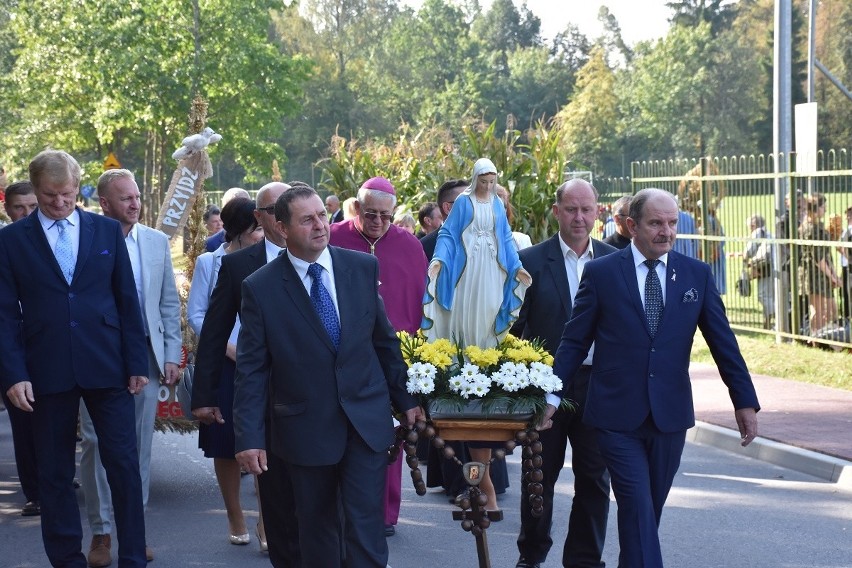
(258, 205), (276, 215)
(363, 210), (393, 222)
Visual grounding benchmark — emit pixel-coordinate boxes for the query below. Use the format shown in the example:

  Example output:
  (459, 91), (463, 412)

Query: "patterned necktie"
(308, 263), (340, 349)
(54, 219), (75, 284)
(644, 259), (663, 337)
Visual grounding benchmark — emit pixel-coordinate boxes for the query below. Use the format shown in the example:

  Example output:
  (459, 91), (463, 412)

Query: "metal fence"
(625, 150), (852, 350)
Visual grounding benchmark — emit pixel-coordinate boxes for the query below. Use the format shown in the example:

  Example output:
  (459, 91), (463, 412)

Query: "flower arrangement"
(398, 331), (572, 421)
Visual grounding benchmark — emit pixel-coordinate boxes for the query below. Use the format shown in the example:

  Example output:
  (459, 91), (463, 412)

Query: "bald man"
(192, 181), (298, 567)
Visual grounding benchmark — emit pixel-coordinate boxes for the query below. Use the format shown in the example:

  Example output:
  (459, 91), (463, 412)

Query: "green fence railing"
(629, 150), (851, 350)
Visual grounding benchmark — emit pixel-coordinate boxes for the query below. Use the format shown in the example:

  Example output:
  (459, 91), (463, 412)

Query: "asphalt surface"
(1, 366), (851, 567)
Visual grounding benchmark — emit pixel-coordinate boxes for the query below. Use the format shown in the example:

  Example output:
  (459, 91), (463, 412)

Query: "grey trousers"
(79, 347), (159, 534)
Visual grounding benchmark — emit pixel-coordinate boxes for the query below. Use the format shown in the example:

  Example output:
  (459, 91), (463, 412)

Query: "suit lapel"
(329, 248), (356, 353)
(23, 211), (74, 283)
(250, 240), (266, 270)
(619, 247), (653, 337)
(137, 225), (153, 298)
(74, 209), (94, 284)
(545, 236), (571, 317)
(279, 252), (337, 353)
(659, 252), (680, 333)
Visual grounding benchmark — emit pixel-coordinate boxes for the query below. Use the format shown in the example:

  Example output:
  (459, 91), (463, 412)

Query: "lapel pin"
(671, 271), (676, 282)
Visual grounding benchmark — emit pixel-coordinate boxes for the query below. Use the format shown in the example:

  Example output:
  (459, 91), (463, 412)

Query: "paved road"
(1, 413), (850, 567)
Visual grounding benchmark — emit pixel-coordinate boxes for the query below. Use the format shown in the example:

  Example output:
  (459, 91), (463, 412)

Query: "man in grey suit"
(513, 179), (616, 568)
(78, 169), (182, 566)
(234, 185), (423, 568)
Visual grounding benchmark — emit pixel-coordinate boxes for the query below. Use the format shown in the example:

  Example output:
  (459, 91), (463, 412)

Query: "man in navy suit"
(546, 188), (759, 568)
(233, 185), (423, 568)
(78, 169), (183, 566)
(192, 181), (299, 567)
(0, 150), (148, 567)
(512, 179), (617, 568)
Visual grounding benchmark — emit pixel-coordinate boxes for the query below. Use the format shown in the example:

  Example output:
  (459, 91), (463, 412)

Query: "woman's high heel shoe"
(256, 524), (268, 553)
(229, 533), (250, 545)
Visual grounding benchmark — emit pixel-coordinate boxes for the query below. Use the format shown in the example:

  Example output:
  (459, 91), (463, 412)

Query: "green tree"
(597, 6), (633, 65)
(499, 46), (575, 129)
(815, 0), (852, 152)
(1, 0), (310, 200)
(730, 0), (808, 152)
(666, 0), (738, 36)
(554, 47), (620, 174)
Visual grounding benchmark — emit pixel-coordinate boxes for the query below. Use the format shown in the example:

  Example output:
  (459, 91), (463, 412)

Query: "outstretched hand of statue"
(428, 261), (442, 280)
(517, 268), (532, 287)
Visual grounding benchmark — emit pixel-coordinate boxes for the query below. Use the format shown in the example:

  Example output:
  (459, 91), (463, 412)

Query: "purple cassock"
(329, 219), (428, 334)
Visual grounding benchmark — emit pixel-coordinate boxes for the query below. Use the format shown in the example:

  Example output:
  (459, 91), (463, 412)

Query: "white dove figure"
(171, 127), (223, 160)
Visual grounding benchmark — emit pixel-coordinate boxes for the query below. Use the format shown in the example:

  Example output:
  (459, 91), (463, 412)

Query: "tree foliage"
(1, 0), (309, 190)
(0, 0), (849, 202)
(555, 47), (620, 173)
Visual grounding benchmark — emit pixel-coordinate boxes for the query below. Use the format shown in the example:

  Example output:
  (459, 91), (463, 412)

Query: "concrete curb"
(689, 421), (852, 489)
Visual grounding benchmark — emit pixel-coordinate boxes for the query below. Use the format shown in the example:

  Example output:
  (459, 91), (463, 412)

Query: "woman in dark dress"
(188, 197), (266, 547)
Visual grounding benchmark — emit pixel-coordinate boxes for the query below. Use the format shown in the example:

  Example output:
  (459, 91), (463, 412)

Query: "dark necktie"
(644, 259), (663, 337)
(53, 219), (75, 284)
(308, 263), (340, 349)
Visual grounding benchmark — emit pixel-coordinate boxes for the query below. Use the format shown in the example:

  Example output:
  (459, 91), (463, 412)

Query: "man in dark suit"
(546, 188), (760, 568)
(205, 187), (250, 252)
(602, 195), (632, 250)
(325, 193), (344, 223)
(192, 181), (297, 567)
(0, 150), (148, 567)
(234, 185), (423, 568)
(512, 179), (617, 568)
(420, 179), (467, 261)
(0, 180), (41, 518)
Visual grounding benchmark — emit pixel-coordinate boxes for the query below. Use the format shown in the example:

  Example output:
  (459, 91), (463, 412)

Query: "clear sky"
(400, 0), (674, 45)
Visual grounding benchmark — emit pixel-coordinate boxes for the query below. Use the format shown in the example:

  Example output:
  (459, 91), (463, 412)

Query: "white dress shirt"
(288, 248), (340, 318)
(124, 224), (148, 335)
(265, 239), (284, 264)
(559, 234), (595, 366)
(39, 208), (80, 266)
(630, 242), (668, 306)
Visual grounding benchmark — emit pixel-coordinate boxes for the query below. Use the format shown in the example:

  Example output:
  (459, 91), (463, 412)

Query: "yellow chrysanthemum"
(431, 338), (456, 356)
(465, 345), (501, 368)
(415, 343), (453, 369)
(504, 346), (542, 364)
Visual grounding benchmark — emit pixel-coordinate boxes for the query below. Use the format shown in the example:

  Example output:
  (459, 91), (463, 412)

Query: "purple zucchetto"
(360, 176), (396, 195)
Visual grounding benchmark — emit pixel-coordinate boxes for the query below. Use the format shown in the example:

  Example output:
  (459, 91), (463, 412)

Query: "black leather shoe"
(21, 501), (40, 516)
(515, 557), (541, 568)
(384, 524), (395, 536)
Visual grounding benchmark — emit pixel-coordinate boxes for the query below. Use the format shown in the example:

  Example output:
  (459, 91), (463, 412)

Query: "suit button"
(70, 321), (78, 327)
(649, 373), (654, 378)
(651, 347), (656, 352)
(68, 293), (75, 299)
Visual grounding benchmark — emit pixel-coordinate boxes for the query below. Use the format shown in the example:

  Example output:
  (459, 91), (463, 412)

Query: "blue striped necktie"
(54, 219), (75, 284)
(308, 263), (340, 349)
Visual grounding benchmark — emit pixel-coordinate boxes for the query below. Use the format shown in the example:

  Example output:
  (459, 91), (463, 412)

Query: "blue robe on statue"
(422, 189), (525, 346)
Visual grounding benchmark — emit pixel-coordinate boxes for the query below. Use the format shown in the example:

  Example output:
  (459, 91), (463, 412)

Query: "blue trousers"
(596, 418), (686, 568)
(34, 386), (146, 568)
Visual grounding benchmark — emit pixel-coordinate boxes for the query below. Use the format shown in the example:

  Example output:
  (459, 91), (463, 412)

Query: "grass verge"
(692, 331), (851, 391)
